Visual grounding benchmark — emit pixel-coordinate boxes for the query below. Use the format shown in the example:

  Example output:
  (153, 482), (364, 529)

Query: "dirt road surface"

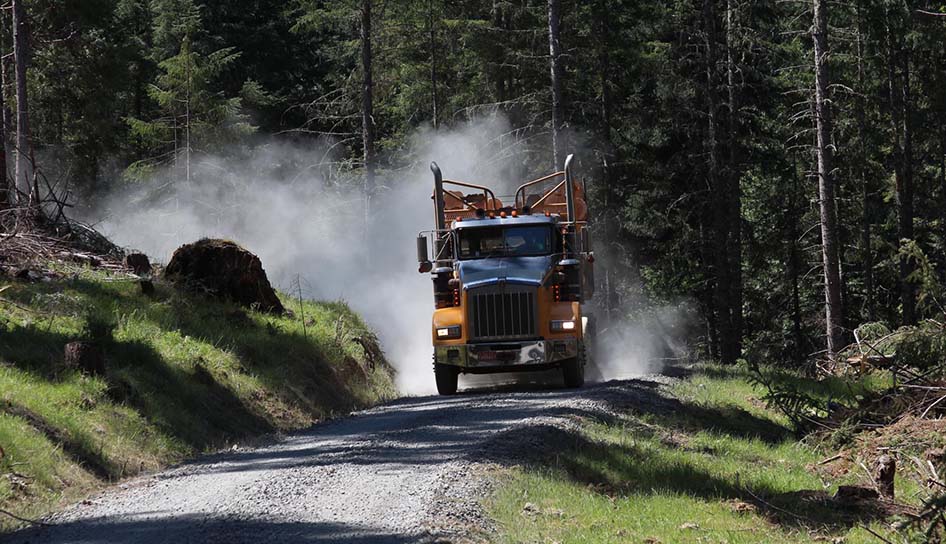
(5, 377), (669, 544)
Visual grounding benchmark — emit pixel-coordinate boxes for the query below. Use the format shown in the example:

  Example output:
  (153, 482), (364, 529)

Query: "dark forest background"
(1, 0), (945, 365)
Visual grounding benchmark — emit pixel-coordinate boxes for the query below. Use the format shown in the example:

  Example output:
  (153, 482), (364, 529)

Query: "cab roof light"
(511, 210), (518, 217)
(500, 211), (507, 218)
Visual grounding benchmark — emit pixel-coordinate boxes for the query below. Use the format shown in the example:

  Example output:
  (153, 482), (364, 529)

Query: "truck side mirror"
(417, 235), (432, 273)
(581, 229), (592, 253)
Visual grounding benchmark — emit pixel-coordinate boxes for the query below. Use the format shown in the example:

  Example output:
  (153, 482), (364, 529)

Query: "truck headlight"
(550, 320), (576, 332)
(436, 325), (461, 339)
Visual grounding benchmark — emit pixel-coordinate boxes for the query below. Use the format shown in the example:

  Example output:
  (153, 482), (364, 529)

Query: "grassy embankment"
(0, 265), (396, 530)
(488, 364), (923, 543)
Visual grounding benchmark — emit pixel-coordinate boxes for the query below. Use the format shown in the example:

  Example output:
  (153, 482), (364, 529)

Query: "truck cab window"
(458, 225), (553, 259)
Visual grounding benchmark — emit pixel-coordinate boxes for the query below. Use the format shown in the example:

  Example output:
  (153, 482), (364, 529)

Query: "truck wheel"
(434, 363), (459, 395)
(562, 344), (585, 388)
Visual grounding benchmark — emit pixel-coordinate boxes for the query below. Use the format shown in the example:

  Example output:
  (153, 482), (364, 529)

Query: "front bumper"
(434, 339), (578, 369)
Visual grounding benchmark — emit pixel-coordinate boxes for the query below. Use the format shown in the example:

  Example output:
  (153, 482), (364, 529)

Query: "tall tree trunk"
(899, 43), (915, 324)
(12, 0), (35, 209)
(885, 10), (915, 325)
(0, 6), (9, 208)
(701, 211), (720, 361)
(361, 0), (376, 249)
(812, 0), (844, 358)
(789, 164), (804, 362)
(489, 1), (507, 104)
(724, 0), (742, 362)
(855, 4), (874, 321)
(941, 127), (946, 265)
(0, 5), (10, 165)
(547, 0), (564, 168)
(703, 0), (735, 363)
(427, 0), (439, 130)
(593, 0), (620, 328)
(184, 38), (192, 183)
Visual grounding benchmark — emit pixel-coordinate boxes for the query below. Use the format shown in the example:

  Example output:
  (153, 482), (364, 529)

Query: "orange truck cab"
(416, 155), (595, 395)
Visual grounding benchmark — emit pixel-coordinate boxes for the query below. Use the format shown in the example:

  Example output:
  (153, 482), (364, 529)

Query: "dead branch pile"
(0, 204), (126, 275)
(829, 375), (946, 428)
(811, 320), (946, 539)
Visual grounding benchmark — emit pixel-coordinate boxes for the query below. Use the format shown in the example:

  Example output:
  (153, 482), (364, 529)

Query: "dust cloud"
(588, 249), (695, 379)
(95, 116), (529, 395)
(93, 115), (691, 393)
(591, 308), (693, 380)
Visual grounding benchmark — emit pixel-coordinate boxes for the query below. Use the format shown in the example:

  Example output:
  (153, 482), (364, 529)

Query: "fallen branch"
(818, 453), (843, 465)
(744, 487), (814, 524)
(920, 393), (946, 419)
(0, 508), (51, 526)
(859, 523), (895, 544)
(0, 296), (38, 314)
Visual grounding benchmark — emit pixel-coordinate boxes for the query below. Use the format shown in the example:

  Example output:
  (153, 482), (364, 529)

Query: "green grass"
(0, 266), (396, 530)
(488, 364), (901, 543)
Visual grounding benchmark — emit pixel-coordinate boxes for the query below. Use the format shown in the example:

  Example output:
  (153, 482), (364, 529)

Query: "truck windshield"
(457, 226), (553, 259)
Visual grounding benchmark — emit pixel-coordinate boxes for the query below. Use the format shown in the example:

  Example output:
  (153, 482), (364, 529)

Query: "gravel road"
(5, 376), (670, 544)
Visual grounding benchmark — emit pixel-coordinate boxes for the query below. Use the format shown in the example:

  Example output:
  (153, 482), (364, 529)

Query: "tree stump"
(124, 253), (155, 296)
(64, 341), (105, 375)
(875, 454), (896, 499)
(124, 253), (152, 276)
(164, 239), (284, 313)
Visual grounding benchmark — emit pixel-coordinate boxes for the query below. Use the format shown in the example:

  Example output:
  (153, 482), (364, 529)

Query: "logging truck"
(416, 155), (595, 395)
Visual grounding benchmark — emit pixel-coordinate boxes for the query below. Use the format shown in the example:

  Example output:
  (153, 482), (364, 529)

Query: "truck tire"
(562, 343), (585, 388)
(434, 363), (459, 395)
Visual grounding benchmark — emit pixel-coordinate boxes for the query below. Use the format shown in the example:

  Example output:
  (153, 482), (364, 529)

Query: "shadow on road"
(3, 514), (420, 544)
(153, 373), (786, 479)
(157, 382), (634, 477)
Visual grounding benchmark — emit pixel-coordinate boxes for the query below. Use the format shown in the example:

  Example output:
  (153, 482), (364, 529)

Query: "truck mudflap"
(435, 339), (578, 369)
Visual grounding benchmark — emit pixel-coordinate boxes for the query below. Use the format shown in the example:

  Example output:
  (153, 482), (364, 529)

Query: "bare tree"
(592, 0), (619, 326)
(12, 0), (36, 209)
(0, 6), (9, 208)
(812, 0), (844, 357)
(855, 1), (874, 320)
(723, 0), (743, 363)
(489, 0), (509, 104)
(427, 0), (439, 130)
(361, 0), (376, 244)
(547, 0), (564, 167)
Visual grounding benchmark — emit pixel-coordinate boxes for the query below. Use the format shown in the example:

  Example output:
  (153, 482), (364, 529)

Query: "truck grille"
(469, 287), (537, 340)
